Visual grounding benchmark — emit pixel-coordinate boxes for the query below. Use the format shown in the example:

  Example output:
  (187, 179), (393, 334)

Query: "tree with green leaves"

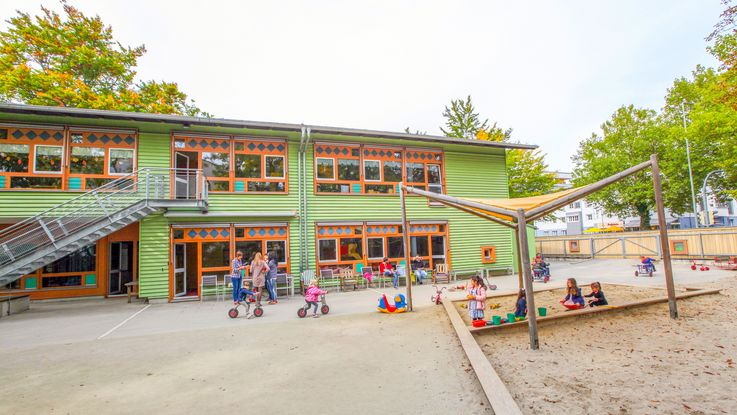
(439, 95), (556, 198)
(572, 105), (668, 230)
(0, 2), (209, 117)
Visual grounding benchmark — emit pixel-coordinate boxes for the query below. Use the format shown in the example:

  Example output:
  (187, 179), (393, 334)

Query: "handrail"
(0, 168), (206, 268)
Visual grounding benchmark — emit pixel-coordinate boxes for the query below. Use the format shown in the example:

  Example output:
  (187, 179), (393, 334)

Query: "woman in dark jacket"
(265, 251), (279, 304)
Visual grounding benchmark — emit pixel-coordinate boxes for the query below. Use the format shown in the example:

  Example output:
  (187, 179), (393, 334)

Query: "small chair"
(339, 268), (358, 291)
(300, 270), (316, 294)
(275, 273), (294, 298)
(319, 269), (340, 291)
(200, 274), (224, 302)
(433, 264), (451, 284)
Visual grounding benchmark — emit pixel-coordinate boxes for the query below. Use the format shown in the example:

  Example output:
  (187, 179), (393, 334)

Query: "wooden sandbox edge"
(442, 297), (523, 415)
(468, 288), (722, 334)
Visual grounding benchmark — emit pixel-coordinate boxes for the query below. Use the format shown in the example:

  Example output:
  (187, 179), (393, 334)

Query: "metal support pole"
(621, 237), (626, 259)
(399, 184), (413, 311)
(682, 100), (699, 229)
(590, 238), (595, 259)
(517, 209), (539, 350)
(651, 154), (678, 319)
(515, 231), (523, 290)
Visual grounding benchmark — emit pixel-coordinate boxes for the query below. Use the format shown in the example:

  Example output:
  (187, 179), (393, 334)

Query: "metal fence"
(0, 168), (206, 267)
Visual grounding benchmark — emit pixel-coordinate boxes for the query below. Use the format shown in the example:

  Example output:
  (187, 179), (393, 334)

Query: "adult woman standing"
(250, 252), (269, 304)
(265, 251), (279, 304)
(231, 251), (247, 305)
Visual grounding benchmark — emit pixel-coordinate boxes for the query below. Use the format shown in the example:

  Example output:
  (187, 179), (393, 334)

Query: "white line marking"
(97, 304), (150, 340)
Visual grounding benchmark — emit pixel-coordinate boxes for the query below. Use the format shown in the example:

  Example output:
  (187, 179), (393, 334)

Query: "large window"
(314, 144), (361, 194)
(315, 225), (364, 270)
(0, 125), (138, 191)
(314, 143), (444, 196)
(233, 225), (290, 273)
(173, 135), (287, 193)
(68, 129), (137, 190)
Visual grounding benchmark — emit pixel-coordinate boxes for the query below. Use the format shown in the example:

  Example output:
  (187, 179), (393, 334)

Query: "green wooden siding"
(0, 110), (532, 300)
(138, 213), (170, 299)
(302, 146), (514, 272)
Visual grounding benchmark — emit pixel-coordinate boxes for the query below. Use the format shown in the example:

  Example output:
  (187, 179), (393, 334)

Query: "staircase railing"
(0, 168), (207, 267)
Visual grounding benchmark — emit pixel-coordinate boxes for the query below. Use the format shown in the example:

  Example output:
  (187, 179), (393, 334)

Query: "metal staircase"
(0, 168), (207, 287)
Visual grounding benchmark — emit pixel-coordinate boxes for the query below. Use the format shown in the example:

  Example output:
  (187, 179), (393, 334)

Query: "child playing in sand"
(561, 277), (584, 306)
(304, 279), (327, 318)
(466, 276), (487, 321)
(584, 281), (608, 307)
(514, 289), (527, 318)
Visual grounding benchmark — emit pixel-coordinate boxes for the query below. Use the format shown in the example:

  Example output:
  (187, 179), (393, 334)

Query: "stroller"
(228, 287), (264, 319)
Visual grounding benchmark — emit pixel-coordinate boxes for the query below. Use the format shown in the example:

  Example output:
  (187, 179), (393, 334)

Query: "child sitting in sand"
(466, 276), (487, 321)
(514, 289), (527, 318)
(584, 281), (608, 307)
(561, 278), (584, 306)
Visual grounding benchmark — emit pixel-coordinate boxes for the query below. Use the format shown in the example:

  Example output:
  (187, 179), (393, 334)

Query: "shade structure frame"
(397, 155), (678, 351)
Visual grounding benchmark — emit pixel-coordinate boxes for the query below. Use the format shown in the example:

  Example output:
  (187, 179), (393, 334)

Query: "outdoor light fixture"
(182, 122), (191, 129)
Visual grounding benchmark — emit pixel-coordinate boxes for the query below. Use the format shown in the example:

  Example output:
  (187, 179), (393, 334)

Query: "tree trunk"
(636, 203), (651, 230)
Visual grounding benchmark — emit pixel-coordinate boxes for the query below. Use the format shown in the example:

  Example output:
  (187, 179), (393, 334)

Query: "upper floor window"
(314, 144), (361, 194)
(173, 135), (287, 193)
(568, 215), (580, 222)
(0, 125), (135, 191)
(68, 130), (137, 190)
(313, 142), (444, 196)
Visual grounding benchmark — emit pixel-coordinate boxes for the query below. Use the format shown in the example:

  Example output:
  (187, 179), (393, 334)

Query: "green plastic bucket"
(492, 315), (501, 325)
(538, 307), (547, 317)
(507, 313), (516, 323)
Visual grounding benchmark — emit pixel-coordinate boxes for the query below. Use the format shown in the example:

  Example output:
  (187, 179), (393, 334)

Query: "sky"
(0, 1), (725, 171)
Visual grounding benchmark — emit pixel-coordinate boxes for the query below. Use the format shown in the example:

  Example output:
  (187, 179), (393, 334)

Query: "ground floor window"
(171, 223), (290, 298)
(315, 222), (449, 272)
(0, 244), (99, 291)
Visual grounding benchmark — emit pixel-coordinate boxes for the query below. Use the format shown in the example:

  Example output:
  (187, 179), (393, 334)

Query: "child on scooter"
(304, 279), (327, 318)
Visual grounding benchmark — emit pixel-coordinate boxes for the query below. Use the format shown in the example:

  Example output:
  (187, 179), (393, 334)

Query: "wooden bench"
(124, 281), (139, 303)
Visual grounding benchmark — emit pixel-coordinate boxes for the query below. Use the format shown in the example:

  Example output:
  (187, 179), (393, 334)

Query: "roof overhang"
(0, 103), (537, 151)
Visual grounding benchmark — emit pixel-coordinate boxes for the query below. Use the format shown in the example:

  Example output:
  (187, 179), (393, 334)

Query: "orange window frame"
(0, 125), (66, 190)
(315, 224), (365, 270)
(172, 134), (288, 194)
(234, 224), (291, 274)
(362, 146), (404, 195)
(171, 226), (232, 299)
(481, 246), (496, 263)
(404, 149), (444, 193)
(670, 239), (689, 255)
(313, 143), (361, 194)
(68, 129), (138, 191)
(312, 142), (446, 197)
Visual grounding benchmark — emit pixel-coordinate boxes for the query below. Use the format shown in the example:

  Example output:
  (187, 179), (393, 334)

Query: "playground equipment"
(297, 294), (330, 318)
(228, 288), (263, 319)
(377, 293), (407, 313)
(713, 256), (737, 271)
(634, 263), (655, 277)
(690, 260), (710, 271)
(431, 285), (446, 305)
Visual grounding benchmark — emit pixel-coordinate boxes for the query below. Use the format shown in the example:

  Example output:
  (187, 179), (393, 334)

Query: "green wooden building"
(0, 103), (535, 302)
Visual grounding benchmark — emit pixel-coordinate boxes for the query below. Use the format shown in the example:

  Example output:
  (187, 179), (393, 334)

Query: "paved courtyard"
(0, 259), (731, 414)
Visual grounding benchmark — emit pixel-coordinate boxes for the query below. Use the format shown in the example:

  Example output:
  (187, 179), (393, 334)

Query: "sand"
(476, 277), (737, 414)
(454, 283), (668, 325)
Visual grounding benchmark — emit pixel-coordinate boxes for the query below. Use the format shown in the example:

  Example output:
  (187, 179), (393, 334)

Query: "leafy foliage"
(572, 106), (665, 229)
(439, 95), (556, 198)
(0, 2), (209, 116)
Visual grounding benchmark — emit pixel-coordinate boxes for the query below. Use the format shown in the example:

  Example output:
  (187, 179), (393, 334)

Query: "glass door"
(430, 235), (446, 269)
(174, 152), (196, 199)
(174, 243), (187, 297)
(108, 241), (133, 295)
